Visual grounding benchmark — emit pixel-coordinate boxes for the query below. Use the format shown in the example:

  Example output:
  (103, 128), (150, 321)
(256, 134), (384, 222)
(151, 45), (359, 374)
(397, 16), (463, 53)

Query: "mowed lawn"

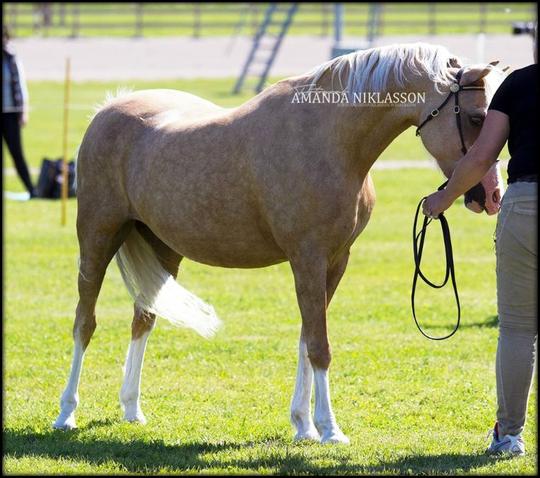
(4, 2), (536, 37)
(3, 79), (536, 475)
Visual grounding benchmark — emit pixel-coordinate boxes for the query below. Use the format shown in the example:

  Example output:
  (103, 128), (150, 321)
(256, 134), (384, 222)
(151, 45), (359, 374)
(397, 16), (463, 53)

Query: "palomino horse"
(54, 43), (504, 443)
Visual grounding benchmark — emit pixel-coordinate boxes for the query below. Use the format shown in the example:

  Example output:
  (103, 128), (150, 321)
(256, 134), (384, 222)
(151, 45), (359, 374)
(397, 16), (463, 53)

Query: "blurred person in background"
(423, 25), (537, 456)
(3, 25), (35, 198)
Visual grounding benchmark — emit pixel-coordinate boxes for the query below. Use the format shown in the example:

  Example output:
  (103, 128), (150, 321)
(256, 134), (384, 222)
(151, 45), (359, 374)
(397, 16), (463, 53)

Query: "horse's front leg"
(290, 252), (349, 444)
(290, 333), (319, 441)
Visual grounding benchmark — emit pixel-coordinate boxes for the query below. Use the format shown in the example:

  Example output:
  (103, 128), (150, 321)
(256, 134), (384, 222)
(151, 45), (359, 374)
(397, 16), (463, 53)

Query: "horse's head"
(417, 62), (506, 215)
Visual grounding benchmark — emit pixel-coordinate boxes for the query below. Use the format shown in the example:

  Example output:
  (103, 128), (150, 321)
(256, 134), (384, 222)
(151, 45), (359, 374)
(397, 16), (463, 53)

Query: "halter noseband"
(415, 68), (485, 155)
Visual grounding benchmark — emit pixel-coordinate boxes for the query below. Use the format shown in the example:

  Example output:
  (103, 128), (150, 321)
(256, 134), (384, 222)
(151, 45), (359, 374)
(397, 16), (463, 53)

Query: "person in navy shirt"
(424, 29), (537, 456)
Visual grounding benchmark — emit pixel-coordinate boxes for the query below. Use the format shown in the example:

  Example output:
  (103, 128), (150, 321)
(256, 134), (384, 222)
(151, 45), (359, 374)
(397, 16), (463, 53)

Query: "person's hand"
(422, 189), (453, 219)
(20, 111), (29, 127)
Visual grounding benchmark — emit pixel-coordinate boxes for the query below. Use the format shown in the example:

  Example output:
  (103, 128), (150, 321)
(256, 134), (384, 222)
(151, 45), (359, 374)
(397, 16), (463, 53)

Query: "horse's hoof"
(294, 429), (321, 442)
(123, 411), (147, 425)
(53, 414), (77, 431)
(320, 431), (350, 444)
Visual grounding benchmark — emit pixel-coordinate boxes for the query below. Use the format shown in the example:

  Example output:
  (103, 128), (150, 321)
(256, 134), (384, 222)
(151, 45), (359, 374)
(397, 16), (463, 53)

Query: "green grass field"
(3, 2), (536, 38)
(3, 79), (536, 475)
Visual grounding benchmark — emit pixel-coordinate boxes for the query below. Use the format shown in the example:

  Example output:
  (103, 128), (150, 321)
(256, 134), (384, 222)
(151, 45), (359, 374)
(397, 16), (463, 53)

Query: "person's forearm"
(423, 110), (509, 218)
(443, 144), (497, 201)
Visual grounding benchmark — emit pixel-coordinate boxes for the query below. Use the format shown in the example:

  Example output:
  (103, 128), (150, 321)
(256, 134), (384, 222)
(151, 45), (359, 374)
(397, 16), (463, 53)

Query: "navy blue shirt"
(488, 64), (538, 183)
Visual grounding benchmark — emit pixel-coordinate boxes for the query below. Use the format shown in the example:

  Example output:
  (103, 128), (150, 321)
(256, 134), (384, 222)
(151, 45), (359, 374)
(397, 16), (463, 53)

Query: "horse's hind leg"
(120, 306), (157, 423)
(120, 223), (182, 424)
(53, 220), (133, 430)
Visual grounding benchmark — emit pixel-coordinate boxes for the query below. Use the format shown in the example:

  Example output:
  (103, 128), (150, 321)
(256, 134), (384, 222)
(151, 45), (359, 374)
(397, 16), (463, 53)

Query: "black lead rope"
(411, 181), (461, 340)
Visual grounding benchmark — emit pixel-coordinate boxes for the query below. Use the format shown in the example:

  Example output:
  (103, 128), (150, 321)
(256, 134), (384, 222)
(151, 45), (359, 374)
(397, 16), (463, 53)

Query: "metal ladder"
(233, 3), (298, 94)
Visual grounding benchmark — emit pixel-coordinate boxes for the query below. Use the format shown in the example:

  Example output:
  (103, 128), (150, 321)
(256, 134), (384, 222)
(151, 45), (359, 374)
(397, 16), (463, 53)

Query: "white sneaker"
(487, 422), (525, 456)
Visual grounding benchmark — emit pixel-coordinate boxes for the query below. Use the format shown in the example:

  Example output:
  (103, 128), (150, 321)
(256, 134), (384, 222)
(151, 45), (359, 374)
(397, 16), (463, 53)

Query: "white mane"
(307, 42), (464, 94)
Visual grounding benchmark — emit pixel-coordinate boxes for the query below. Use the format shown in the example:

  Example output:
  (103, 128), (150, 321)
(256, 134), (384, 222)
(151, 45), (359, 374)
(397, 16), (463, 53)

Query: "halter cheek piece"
(415, 67), (485, 155)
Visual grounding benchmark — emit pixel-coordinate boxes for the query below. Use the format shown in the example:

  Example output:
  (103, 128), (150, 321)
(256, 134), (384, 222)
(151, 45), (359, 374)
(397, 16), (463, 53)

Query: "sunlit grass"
(3, 77), (534, 475)
(3, 2), (535, 38)
(3, 165), (536, 474)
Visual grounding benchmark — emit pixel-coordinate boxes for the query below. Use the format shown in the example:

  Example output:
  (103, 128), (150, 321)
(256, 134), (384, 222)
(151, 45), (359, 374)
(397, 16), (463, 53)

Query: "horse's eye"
(470, 115), (485, 126)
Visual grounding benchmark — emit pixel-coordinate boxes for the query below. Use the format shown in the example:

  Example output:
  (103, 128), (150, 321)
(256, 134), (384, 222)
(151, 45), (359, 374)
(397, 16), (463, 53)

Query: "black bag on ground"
(36, 158), (76, 199)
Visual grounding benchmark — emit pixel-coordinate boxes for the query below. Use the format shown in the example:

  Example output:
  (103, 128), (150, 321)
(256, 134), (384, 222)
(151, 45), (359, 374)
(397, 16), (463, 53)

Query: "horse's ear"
(502, 66), (511, 73)
(447, 57), (461, 68)
(459, 63), (497, 85)
(488, 60), (500, 67)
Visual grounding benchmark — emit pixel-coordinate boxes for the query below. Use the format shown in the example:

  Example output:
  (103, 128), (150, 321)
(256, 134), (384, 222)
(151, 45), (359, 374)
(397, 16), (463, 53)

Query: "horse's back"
(93, 89), (225, 131)
(77, 89), (224, 186)
(86, 88), (224, 142)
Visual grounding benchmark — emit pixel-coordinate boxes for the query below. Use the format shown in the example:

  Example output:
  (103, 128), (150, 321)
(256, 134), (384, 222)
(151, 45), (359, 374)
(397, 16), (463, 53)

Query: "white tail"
(115, 229), (221, 338)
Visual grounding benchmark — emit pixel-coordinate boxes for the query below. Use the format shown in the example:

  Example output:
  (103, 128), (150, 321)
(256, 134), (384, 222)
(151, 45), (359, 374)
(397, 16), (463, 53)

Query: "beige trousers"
(495, 181), (537, 437)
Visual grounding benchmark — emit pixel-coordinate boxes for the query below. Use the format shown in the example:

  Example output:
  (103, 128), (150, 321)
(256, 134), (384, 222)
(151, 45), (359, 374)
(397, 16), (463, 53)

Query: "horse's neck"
(335, 101), (413, 172)
(302, 71), (419, 175)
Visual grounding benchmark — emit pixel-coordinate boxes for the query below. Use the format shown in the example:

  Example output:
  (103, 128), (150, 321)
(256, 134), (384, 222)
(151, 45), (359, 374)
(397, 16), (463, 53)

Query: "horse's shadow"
(4, 427), (505, 475)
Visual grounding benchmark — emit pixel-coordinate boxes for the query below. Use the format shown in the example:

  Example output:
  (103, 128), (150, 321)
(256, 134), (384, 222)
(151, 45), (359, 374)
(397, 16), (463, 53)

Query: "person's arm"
(15, 56), (29, 126)
(422, 110), (510, 218)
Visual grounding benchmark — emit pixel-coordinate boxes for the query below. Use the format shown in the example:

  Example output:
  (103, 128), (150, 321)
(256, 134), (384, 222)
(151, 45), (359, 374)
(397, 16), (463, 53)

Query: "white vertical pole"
(476, 33), (486, 63)
(334, 3), (343, 46)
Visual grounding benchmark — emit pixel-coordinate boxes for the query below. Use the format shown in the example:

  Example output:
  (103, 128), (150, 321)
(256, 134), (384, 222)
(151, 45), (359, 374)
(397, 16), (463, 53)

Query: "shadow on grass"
(4, 427), (506, 475)
(461, 315), (499, 329)
(85, 418), (118, 429)
(419, 315), (498, 331)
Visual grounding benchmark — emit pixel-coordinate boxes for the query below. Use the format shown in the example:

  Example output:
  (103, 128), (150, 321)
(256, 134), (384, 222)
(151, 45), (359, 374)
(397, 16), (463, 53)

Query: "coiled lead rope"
(411, 182), (461, 340)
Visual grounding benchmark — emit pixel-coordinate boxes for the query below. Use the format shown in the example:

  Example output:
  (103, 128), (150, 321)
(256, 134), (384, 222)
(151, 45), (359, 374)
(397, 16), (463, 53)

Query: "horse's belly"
(143, 214), (287, 268)
(177, 241), (287, 268)
(177, 235), (287, 268)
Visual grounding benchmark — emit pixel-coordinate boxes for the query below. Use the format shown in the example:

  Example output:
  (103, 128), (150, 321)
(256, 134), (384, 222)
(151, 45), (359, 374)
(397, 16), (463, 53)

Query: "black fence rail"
(2, 2), (537, 38)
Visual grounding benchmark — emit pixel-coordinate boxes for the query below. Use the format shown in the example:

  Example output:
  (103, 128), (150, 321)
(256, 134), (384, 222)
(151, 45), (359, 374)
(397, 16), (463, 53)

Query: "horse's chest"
(267, 179), (372, 257)
(331, 178), (375, 251)
(330, 197), (368, 248)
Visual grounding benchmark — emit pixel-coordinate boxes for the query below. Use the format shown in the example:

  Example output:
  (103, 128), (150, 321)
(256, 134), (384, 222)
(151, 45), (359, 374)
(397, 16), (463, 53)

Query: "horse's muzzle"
(464, 183), (486, 213)
(464, 163), (503, 215)
(464, 182), (502, 215)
